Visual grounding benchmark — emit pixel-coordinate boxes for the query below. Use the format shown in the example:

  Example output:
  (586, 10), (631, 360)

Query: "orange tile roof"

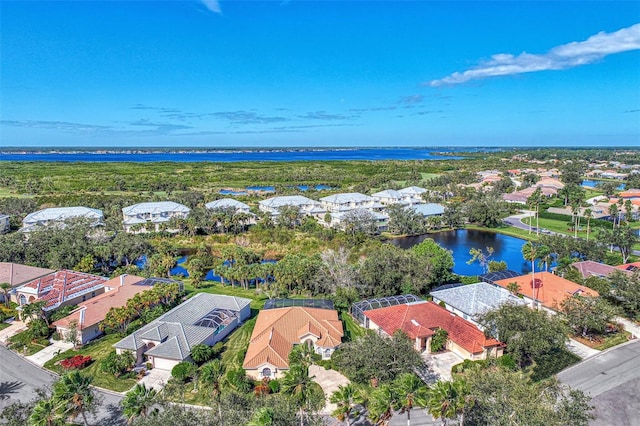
(363, 301), (502, 354)
(243, 307), (344, 369)
(52, 275), (146, 329)
(20, 270), (108, 309)
(494, 271), (598, 311)
(620, 189), (640, 198)
(616, 261), (640, 272)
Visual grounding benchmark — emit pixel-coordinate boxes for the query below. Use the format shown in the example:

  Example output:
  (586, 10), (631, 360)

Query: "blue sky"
(1, 0), (639, 148)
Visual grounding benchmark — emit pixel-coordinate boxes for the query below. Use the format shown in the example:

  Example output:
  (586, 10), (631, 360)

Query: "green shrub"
(172, 361), (197, 383)
(268, 379), (280, 393)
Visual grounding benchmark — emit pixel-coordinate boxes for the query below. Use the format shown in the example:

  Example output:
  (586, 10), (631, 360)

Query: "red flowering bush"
(60, 355), (92, 370)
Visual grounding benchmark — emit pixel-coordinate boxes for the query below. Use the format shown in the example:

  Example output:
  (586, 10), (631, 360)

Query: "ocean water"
(0, 147), (468, 162)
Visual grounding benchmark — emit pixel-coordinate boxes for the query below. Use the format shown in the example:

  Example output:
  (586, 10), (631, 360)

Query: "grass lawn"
(220, 317), (257, 371)
(182, 280), (267, 311)
(572, 330), (632, 351)
(44, 334), (138, 393)
(530, 348), (581, 382)
(0, 322), (11, 331)
(341, 312), (367, 342)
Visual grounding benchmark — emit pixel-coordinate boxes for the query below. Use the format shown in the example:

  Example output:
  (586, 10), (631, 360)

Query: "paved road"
(0, 345), (125, 425)
(557, 339), (640, 426)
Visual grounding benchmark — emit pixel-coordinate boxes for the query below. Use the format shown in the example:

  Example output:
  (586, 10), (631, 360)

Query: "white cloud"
(428, 23), (640, 87)
(201, 0), (221, 14)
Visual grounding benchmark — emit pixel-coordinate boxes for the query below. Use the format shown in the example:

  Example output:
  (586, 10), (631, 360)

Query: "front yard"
(44, 334), (138, 392)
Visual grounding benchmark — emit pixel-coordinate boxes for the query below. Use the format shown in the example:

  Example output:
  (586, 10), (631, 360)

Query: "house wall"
(116, 347), (145, 365)
(246, 365), (286, 380)
(56, 323), (103, 345)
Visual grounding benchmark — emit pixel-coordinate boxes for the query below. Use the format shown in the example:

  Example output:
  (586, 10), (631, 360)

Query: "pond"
(391, 229), (543, 276)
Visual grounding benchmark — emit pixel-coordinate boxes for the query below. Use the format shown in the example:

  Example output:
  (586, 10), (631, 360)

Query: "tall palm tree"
(571, 203), (581, 240)
(609, 203), (619, 228)
(394, 373), (428, 426)
(521, 242), (545, 309)
(53, 371), (95, 426)
(281, 364), (322, 426)
(584, 208), (593, 241)
(330, 383), (362, 426)
(29, 398), (62, 426)
(426, 380), (469, 426)
(121, 383), (158, 424)
(367, 383), (398, 425)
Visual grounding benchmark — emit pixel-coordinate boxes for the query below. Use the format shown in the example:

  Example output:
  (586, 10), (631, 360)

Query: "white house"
(371, 190), (407, 206)
(122, 201), (190, 233)
(319, 193), (384, 212)
(258, 196), (325, 218)
(205, 198), (251, 214)
(398, 186), (428, 205)
(114, 293), (252, 371)
(21, 207), (104, 233)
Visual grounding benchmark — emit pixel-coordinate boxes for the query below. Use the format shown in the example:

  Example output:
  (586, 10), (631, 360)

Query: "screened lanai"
(350, 294), (422, 326)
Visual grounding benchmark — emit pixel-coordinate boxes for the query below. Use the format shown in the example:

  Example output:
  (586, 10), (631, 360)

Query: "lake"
(0, 147), (468, 162)
(391, 229), (541, 276)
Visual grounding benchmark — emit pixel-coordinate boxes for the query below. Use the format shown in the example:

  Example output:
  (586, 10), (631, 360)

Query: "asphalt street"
(0, 345), (125, 425)
(557, 339), (640, 426)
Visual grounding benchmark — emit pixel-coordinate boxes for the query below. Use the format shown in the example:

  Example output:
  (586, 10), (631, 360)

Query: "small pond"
(391, 229), (546, 276)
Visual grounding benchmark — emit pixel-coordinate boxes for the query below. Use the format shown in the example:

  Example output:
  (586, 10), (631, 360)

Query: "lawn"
(8, 329), (51, 356)
(530, 348), (581, 382)
(341, 312), (367, 342)
(182, 280), (267, 311)
(0, 322), (11, 331)
(44, 334), (138, 393)
(220, 317), (257, 370)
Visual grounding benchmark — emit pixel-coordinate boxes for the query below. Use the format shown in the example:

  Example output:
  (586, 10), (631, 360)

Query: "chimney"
(10, 263), (14, 286)
(120, 274), (127, 287)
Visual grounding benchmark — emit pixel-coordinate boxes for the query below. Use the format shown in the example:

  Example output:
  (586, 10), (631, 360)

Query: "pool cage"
(263, 299), (335, 310)
(350, 294), (422, 327)
(194, 308), (237, 335)
(478, 270), (521, 285)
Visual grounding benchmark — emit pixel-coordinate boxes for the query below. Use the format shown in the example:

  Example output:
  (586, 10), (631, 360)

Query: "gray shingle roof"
(122, 202), (190, 216)
(320, 193), (373, 203)
(259, 196), (318, 208)
(205, 198), (250, 211)
(409, 203), (445, 216)
(23, 207), (103, 224)
(430, 282), (525, 318)
(113, 293), (251, 360)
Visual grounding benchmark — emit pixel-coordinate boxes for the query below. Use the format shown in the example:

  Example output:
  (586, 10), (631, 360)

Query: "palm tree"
(0, 282), (11, 308)
(609, 203), (619, 228)
(52, 371), (95, 426)
(394, 373), (428, 426)
(200, 359), (225, 418)
(29, 398), (62, 426)
(584, 208), (593, 241)
(571, 203), (581, 240)
(330, 383), (362, 426)
(426, 380), (469, 426)
(281, 364), (322, 426)
(367, 383), (398, 425)
(521, 242), (545, 309)
(121, 383), (158, 424)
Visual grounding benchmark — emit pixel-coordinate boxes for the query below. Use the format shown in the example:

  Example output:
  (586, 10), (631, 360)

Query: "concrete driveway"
(138, 367), (172, 391)
(309, 364), (350, 415)
(422, 351), (463, 382)
(26, 339), (73, 366)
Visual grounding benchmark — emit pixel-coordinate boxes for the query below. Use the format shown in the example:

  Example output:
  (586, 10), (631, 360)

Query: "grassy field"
(220, 317), (257, 371)
(341, 312), (367, 342)
(182, 279), (267, 311)
(44, 334), (138, 393)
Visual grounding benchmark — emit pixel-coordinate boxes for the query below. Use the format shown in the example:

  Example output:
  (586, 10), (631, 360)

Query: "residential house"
(258, 196), (325, 218)
(408, 203), (445, 218)
(205, 198), (256, 225)
(371, 190), (407, 206)
(430, 282), (525, 328)
(114, 293), (251, 371)
(324, 209), (389, 232)
(122, 201), (190, 233)
(492, 271), (599, 312)
(569, 261), (626, 280)
(52, 274), (148, 345)
(615, 261), (640, 273)
(21, 206), (104, 233)
(243, 305), (344, 379)
(353, 296), (503, 360)
(0, 262), (54, 303)
(0, 214), (10, 234)
(398, 186), (427, 204)
(319, 193), (384, 212)
(15, 270), (108, 315)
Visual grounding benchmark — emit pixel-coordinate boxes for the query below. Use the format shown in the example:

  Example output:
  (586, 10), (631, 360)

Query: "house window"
(262, 368), (271, 378)
(324, 349), (331, 358)
(19, 294), (26, 305)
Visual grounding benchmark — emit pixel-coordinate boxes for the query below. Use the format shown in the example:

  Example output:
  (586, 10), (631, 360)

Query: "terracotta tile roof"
(620, 189), (640, 198)
(494, 271), (599, 311)
(52, 275), (146, 329)
(570, 261), (625, 279)
(0, 263), (54, 288)
(243, 307), (344, 370)
(616, 261), (640, 272)
(363, 301), (502, 354)
(19, 270), (108, 309)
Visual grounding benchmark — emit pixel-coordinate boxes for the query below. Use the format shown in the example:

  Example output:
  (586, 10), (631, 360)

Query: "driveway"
(309, 364), (350, 415)
(422, 351), (463, 382)
(26, 339), (74, 366)
(138, 367), (172, 391)
(558, 339), (640, 426)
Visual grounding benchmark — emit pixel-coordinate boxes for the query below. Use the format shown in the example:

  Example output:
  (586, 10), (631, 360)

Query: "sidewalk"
(617, 317), (640, 339)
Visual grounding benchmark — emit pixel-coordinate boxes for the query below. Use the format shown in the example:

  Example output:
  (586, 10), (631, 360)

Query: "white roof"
(372, 189), (403, 199)
(122, 201), (190, 216)
(320, 193), (374, 204)
(259, 196), (319, 208)
(409, 203), (445, 216)
(23, 207), (103, 224)
(206, 198), (250, 210)
(399, 186), (427, 195)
